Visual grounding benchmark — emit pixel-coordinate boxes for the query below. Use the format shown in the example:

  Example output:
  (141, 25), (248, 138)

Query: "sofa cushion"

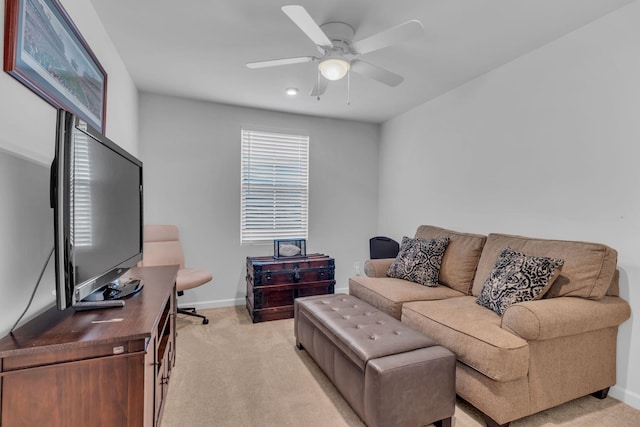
(402, 297), (529, 382)
(349, 276), (466, 319)
(415, 225), (487, 295)
(387, 236), (450, 287)
(476, 247), (564, 315)
(472, 234), (617, 300)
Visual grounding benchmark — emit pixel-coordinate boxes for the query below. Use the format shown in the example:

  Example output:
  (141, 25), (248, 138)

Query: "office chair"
(141, 224), (212, 324)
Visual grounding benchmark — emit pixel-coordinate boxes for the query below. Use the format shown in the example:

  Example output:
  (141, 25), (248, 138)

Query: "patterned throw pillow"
(386, 236), (450, 286)
(476, 247), (564, 315)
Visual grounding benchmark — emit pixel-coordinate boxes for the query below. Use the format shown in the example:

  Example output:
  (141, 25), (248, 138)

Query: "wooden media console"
(0, 265), (179, 427)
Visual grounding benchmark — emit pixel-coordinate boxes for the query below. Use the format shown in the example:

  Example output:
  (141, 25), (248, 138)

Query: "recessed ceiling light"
(285, 87), (299, 96)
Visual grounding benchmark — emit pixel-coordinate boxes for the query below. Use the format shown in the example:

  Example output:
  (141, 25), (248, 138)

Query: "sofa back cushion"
(472, 233), (617, 300)
(415, 225), (486, 295)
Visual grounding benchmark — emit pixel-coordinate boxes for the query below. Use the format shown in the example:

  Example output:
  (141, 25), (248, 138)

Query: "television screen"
(52, 109), (143, 310)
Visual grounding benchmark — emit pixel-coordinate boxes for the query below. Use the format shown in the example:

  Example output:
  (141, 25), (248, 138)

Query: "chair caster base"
(178, 307), (209, 324)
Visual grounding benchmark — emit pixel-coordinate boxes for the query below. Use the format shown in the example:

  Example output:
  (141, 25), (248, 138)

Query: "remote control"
(73, 300), (125, 311)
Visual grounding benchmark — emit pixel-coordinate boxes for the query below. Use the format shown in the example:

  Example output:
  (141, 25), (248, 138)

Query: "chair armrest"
(363, 258), (394, 277)
(501, 296), (630, 341)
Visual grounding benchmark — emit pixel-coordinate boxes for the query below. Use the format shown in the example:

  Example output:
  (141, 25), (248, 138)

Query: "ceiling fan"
(246, 5), (424, 98)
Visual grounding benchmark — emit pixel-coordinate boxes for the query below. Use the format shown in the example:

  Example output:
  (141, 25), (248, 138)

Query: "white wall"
(139, 93), (379, 307)
(378, 1), (640, 409)
(0, 0), (138, 336)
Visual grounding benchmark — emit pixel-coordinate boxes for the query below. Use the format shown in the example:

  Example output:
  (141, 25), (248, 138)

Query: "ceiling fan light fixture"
(318, 58), (350, 81)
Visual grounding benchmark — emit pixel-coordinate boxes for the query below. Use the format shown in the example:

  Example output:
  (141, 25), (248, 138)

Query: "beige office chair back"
(142, 224), (212, 324)
(142, 225), (185, 269)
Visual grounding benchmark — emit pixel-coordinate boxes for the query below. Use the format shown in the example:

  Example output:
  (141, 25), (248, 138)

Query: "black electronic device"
(369, 236), (400, 259)
(51, 109), (143, 310)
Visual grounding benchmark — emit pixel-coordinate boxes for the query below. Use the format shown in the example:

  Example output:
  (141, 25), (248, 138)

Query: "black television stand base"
(77, 278), (144, 311)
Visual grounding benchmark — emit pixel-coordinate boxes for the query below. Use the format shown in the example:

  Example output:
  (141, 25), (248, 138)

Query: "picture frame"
(4, 0), (107, 133)
(274, 239), (306, 258)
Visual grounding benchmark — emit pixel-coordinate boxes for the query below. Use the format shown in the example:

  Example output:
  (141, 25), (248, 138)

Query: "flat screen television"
(51, 109), (144, 310)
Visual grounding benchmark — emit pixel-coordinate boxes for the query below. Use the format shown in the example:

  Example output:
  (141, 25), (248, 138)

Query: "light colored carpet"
(162, 306), (640, 427)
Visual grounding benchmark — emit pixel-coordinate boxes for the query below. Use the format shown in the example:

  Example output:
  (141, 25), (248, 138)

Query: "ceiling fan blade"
(282, 5), (333, 48)
(351, 20), (424, 54)
(246, 56), (314, 69)
(309, 76), (328, 97)
(350, 60), (404, 87)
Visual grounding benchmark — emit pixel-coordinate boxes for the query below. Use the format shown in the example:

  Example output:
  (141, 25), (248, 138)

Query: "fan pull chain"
(347, 68), (351, 105)
(317, 68), (321, 101)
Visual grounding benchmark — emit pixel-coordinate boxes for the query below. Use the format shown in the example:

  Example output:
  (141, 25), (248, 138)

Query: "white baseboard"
(179, 286), (350, 311)
(178, 297), (244, 310)
(610, 385), (640, 410)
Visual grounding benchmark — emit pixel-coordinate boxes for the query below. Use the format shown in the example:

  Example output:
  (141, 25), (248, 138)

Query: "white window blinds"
(241, 129), (309, 244)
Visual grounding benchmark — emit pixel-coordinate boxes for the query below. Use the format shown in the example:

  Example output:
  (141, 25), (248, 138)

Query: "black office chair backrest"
(369, 236), (400, 259)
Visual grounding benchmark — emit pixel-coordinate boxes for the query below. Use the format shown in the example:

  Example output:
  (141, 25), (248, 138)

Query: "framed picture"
(274, 239), (307, 258)
(4, 0), (107, 133)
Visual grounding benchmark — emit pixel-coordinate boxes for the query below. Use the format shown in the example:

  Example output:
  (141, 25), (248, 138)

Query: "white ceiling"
(89, 0), (633, 124)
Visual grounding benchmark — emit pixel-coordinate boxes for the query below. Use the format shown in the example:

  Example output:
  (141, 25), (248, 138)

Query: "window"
(241, 129), (309, 244)
(72, 132), (92, 247)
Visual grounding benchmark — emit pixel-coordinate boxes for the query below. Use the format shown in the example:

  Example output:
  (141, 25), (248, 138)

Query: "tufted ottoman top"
(295, 293), (437, 371)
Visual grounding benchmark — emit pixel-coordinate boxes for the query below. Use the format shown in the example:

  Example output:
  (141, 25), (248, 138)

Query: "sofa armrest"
(364, 258), (394, 278)
(501, 296), (630, 341)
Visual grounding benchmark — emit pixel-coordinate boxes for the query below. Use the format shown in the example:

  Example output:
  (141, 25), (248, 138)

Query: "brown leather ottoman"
(294, 293), (455, 427)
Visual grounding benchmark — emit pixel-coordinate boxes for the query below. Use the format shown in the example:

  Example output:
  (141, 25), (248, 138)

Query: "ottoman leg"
(434, 418), (452, 427)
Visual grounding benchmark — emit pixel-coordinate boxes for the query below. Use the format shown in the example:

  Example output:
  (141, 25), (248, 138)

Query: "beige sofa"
(349, 225), (631, 427)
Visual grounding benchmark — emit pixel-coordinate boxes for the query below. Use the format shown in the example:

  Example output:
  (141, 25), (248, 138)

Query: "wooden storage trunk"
(246, 253), (335, 323)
